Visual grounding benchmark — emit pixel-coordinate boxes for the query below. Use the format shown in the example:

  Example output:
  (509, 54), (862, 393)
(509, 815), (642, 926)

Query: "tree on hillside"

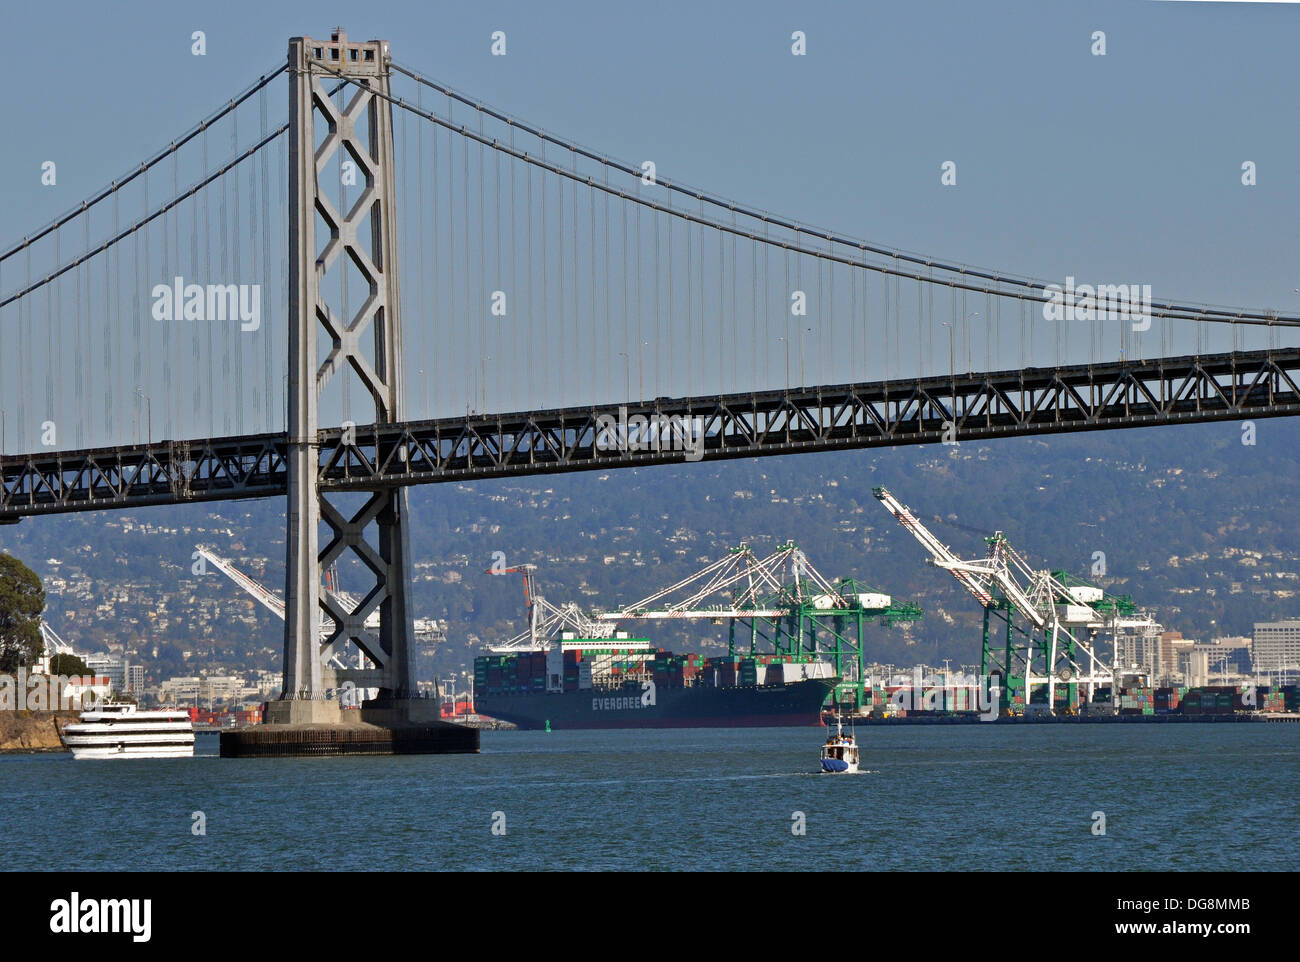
(0, 553), (45, 672)
(49, 653), (89, 676)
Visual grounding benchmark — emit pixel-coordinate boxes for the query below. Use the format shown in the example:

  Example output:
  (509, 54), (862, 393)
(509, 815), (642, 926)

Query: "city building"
(158, 674), (247, 707)
(83, 653), (125, 694)
(1115, 622), (1161, 677)
(1193, 637), (1252, 679)
(1155, 631), (1195, 684)
(253, 670), (282, 698)
(125, 664), (145, 695)
(159, 676), (202, 705)
(1253, 620), (1300, 679)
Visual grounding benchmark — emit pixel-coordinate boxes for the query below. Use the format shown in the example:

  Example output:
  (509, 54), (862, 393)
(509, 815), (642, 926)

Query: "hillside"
(2, 414), (1297, 685)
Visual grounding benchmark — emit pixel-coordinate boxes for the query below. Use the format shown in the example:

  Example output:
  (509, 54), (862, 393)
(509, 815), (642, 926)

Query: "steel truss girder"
(313, 347), (1300, 487)
(3, 347), (1300, 521)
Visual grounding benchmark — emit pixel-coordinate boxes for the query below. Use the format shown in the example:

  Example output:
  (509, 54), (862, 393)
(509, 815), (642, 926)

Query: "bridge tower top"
(293, 27), (390, 76)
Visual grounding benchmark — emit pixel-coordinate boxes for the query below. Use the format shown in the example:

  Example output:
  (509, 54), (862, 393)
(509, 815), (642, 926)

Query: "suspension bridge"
(2, 30), (1297, 750)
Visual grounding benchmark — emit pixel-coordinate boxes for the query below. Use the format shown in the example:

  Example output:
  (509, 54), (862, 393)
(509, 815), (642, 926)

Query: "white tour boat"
(62, 703), (195, 759)
(819, 713), (860, 774)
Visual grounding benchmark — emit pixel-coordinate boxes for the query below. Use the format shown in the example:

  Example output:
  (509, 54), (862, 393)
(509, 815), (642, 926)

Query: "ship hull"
(476, 678), (835, 730)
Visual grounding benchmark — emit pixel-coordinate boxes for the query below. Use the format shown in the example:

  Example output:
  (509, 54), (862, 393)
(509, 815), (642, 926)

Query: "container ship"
(474, 634), (838, 730)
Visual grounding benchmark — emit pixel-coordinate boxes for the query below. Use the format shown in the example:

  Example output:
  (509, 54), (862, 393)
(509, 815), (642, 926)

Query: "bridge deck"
(3, 347), (1298, 521)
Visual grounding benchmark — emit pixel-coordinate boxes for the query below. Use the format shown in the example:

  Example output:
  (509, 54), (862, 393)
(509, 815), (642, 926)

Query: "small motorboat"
(819, 712), (859, 773)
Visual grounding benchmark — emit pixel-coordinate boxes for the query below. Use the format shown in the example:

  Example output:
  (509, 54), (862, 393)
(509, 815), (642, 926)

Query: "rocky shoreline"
(0, 711), (77, 753)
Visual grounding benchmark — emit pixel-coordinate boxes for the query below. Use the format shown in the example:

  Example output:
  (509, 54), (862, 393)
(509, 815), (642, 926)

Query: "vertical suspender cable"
(599, 164), (608, 401)
(894, 265), (902, 379)
(633, 196), (641, 402)
(925, 266), (933, 377)
(881, 255), (889, 381)
(730, 226), (736, 397)
(849, 265), (857, 382)
(761, 228), (768, 387)
(214, 128), (226, 434)
(783, 247), (790, 390)
(130, 191), (140, 441)
(260, 89), (273, 433)
(652, 197), (659, 398)
(681, 214), (691, 397)
(448, 108), (460, 412)
(142, 169), (151, 444)
(570, 148), (578, 406)
(418, 87), (430, 418)
(665, 201), (676, 400)
(916, 276), (922, 385)
(985, 290), (991, 374)
(76, 212), (87, 446)
(246, 125), (258, 432)
(462, 133), (471, 411)
(230, 107), (242, 435)
(49, 232), (58, 444)
(994, 285), (1001, 369)
(508, 125), (517, 411)
(861, 266), (868, 383)
(621, 180), (628, 403)
(816, 249), (823, 388)
(539, 141), (548, 409)
(556, 162), (565, 404)
(796, 244), (803, 387)
(496, 133), (504, 413)
(696, 203), (704, 396)
(828, 241), (835, 389)
(19, 246), (28, 447)
(722, 228), (733, 390)
(478, 123), (486, 412)
(111, 187), (121, 441)
(399, 102), (409, 419)
(750, 232), (757, 393)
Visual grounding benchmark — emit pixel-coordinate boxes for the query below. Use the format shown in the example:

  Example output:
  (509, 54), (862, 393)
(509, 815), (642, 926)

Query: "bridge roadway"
(3, 347), (1298, 521)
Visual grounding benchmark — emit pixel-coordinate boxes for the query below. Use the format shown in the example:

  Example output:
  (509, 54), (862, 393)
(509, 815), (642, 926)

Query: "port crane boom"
(196, 545), (287, 621)
(595, 540), (921, 711)
(872, 486), (1114, 713)
(487, 563), (615, 653)
(873, 487), (996, 609)
(597, 542), (850, 621)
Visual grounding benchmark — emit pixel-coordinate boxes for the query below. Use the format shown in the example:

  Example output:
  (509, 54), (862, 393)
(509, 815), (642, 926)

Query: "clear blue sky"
(2, 0), (1299, 445)
(4, 0), (1297, 306)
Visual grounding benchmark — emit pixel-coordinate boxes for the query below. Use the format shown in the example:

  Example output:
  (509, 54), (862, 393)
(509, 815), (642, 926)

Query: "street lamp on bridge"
(965, 312), (979, 375)
(941, 321), (955, 416)
(800, 326), (814, 389)
(134, 387), (151, 445)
